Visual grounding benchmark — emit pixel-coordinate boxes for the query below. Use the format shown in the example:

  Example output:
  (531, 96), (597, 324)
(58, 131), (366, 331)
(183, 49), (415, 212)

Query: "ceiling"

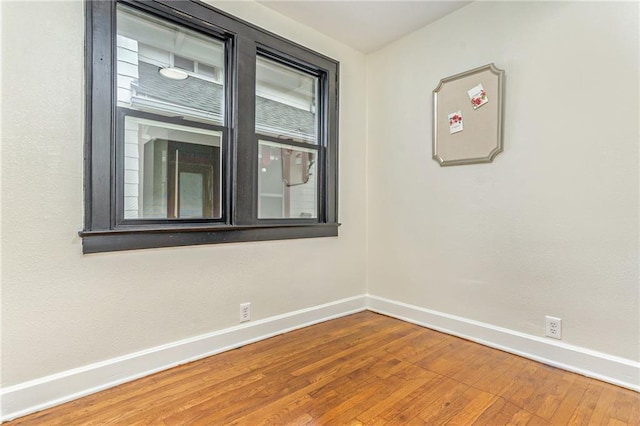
(257, 1), (472, 53)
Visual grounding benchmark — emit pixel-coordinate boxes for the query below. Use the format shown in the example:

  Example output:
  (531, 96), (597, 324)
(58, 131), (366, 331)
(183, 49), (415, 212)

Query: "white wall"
(0, 0), (367, 388)
(367, 1), (639, 361)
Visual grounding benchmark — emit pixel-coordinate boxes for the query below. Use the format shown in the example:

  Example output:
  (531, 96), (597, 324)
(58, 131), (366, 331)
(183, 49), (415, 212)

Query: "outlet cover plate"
(545, 316), (562, 339)
(240, 303), (251, 323)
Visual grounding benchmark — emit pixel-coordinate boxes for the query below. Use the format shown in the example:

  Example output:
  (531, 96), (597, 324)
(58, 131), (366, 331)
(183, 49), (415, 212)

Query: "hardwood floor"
(7, 311), (639, 425)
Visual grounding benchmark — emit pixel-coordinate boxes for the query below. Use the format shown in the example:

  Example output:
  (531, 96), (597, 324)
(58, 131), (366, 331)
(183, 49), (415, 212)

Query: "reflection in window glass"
(197, 63), (217, 79)
(256, 56), (318, 144)
(124, 116), (222, 220)
(117, 5), (225, 220)
(173, 55), (195, 72)
(258, 140), (317, 219)
(116, 5), (225, 124)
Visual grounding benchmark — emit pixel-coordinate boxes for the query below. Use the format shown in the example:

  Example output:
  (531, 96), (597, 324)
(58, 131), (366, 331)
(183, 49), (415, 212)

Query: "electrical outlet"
(240, 303), (251, 322)
(545, 316), (562, 339)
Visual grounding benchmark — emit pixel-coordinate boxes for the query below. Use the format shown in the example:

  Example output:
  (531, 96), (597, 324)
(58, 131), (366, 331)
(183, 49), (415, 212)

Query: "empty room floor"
(6, 311), (639, 425)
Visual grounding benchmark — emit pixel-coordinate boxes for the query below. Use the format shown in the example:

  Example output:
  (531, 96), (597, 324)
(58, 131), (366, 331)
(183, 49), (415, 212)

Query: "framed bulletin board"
(433, 63), (505, 166)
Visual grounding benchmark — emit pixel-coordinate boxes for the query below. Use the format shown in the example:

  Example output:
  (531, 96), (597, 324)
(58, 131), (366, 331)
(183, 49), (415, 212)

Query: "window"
(82, 0), (339, 253)
(256, 56), (319, 219)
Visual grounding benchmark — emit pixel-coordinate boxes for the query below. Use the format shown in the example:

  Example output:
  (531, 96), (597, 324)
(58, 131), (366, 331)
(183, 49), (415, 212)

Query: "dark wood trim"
(86, 0), (117, 231)
(84, 0), (93, 231)
(80, 224), (339, 253)
(232, 34), (257, 225)
(223, 32), (236, 231)
(326, 63), (340, 224)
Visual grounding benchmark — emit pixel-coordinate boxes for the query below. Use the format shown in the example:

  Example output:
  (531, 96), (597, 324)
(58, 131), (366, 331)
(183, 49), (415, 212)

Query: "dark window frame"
(81, 0), (339, 253)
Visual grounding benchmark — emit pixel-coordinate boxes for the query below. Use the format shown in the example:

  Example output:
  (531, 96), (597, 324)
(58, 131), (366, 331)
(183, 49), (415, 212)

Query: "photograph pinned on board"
(448, 110), (463, 134)
(468, 84), (489, 109)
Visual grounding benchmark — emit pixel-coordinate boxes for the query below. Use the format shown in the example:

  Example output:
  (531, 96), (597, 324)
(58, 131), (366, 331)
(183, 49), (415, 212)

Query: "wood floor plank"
(6, 311), (639, 426)
(589, 386), (629, 425)
(440, 387), (499, 425)
(629, 388), (640, 425)
(194, 355), (379, 424)
(302, 370), (390, 425)
(377, 328), (448, 361)
(531, 365), (578, 420)
(415, 378), (471, 423)
(611, 388), (639, 424)
(460, 348), (523, 391)
(377, 380), (440, 423)
(548, 374), (590, 424)
(479, 399), (534, 426)
(353, 363), (440, 423)
(470, 397), (511, 424)
(381, 374), (456, 424)
(501, 360), (545, 410)
(567, 381), (606, 425)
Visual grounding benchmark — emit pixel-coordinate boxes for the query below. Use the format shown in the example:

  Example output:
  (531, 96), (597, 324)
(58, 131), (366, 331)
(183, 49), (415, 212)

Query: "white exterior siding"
(116, 35), (139, 108)
(118, 35), (141, 218)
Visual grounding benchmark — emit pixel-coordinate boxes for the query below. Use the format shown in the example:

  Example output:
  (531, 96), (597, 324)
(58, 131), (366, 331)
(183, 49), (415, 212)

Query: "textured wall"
(367, 1), (639, 360)
(0, 0), (367, 386)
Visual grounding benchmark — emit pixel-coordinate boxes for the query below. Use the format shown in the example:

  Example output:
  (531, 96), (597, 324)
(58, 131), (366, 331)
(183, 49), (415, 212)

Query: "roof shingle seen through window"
(135, 61), (316, 141)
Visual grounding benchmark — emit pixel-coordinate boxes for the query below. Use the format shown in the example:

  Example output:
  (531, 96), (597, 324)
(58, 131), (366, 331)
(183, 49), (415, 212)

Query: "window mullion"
(232, 35), (258, 225)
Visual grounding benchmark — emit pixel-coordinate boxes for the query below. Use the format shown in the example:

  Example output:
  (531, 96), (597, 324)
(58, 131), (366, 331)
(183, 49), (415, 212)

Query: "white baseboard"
(0, 295), (368, 422)
(367, 294), (640, 392)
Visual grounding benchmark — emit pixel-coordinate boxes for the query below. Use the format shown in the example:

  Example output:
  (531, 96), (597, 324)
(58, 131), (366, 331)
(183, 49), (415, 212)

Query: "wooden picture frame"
(433, 63), (505, 166)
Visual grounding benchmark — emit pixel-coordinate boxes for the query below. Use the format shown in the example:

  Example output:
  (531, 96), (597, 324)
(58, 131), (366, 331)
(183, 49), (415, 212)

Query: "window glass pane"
(116, 5), (225, 125)
(256, 56), (318, 144)
(173, 55), (195, 72)
(258, 140), (317, 219)
(197, 63), (217, 79)
(124, 116), (222, 220)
